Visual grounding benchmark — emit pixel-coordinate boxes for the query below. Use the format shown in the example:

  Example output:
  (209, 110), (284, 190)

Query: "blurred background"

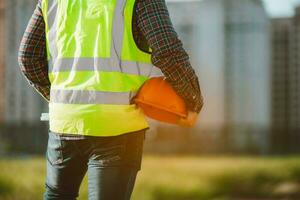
(1, 0), (300, 199)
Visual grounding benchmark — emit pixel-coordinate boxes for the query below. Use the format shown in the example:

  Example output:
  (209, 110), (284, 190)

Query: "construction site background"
(0, 0), (300, 155)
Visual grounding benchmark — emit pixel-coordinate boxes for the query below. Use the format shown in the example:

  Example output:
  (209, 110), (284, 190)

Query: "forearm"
(18, 1), (50, 101)
(136, 0), (204, 113)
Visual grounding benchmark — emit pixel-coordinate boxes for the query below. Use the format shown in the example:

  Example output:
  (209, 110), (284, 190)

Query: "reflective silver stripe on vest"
(110, 0), (126, 69)
(49, 58), (154, 77)
(50, 90), (137, 105)
(47, 0), (59, 62)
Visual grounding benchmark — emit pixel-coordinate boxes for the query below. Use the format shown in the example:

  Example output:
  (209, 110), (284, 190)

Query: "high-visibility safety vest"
(41, 0), (161, 136)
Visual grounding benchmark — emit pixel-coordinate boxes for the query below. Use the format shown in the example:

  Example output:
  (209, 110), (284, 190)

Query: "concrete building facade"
(269, 7), (300, 153)
(288, 6), (300, 151)
(0, 0), (5, 123)
(270, 18), (293, 152)
(224, 0), (271, 127)
(290, 7), (300, 130)
(271, 18), (292, 132)
(224, 0), (271, 152)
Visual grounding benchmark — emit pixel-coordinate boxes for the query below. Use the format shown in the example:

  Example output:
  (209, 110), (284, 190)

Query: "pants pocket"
(46, 131), (64, 165)
(123, 130), (145, 170)
(89, 144), (126, 169)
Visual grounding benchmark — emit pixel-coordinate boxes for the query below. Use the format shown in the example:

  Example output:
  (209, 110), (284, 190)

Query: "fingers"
(178, 111), (199, 127)
(178, 119), (194, 127)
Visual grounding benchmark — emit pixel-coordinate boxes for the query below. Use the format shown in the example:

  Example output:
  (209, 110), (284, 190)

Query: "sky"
(263, 0), (300, 17)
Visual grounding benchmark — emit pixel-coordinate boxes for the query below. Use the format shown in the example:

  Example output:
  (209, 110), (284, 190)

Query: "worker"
(18, 0), (204, 199)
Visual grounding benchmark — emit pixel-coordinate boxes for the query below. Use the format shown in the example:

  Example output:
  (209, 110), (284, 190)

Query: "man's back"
(18, 0), (204, 199)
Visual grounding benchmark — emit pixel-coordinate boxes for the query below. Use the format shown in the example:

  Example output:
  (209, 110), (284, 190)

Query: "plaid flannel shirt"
(18, 0), (204, 114)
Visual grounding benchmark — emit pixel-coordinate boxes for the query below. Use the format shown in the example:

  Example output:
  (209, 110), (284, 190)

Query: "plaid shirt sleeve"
(18, 0), (50, 102)
(134, 0), (204, 113)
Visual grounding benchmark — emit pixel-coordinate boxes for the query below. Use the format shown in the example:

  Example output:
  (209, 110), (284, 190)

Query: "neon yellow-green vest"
(41, 0), (160, 136)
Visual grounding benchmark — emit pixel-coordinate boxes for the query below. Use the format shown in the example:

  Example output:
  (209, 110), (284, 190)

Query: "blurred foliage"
(0, 155), (300, 200)
(0, 176), (13, 195)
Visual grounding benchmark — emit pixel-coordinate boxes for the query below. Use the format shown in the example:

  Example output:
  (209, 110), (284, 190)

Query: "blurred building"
(263, 5), (300, 153)
(224, 0), (271, 153)
(271, 18), (291, 134)
(166, 0), (271, 153)
(0, 0), (5, 123)
(288, 6), (300, 150)
(270, 18), (293, 152)
(290, 7), (300, 131)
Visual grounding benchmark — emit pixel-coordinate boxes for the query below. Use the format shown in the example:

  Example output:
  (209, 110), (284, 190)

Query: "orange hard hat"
(133, 76), (187, 124)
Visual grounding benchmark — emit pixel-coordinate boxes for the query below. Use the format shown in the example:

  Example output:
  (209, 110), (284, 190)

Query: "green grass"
(0, 155), (300, 200)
